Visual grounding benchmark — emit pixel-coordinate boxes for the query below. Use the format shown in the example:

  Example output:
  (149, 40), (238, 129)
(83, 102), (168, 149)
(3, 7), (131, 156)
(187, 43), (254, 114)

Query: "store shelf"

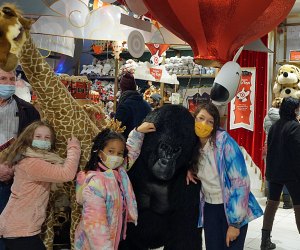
(85, 75), (116, 80)
(276, 61), (300, 66)
(176, 74), (215, 78)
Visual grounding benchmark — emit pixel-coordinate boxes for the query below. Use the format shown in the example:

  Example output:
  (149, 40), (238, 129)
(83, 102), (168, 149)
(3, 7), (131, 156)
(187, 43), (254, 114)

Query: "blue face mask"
(32, 140), (52, 151)
(0, 85), (16, 99)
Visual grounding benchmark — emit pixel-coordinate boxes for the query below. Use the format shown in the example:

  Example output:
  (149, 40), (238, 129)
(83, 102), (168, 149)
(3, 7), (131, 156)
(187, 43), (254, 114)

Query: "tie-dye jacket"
(198, 129), (263, 228)
(74, 129), (144, 250)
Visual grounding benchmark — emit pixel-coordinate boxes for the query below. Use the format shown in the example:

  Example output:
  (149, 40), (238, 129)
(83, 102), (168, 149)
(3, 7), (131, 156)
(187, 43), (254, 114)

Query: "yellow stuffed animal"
(273, 64), (300, 99)
(0, 4), (33, 72)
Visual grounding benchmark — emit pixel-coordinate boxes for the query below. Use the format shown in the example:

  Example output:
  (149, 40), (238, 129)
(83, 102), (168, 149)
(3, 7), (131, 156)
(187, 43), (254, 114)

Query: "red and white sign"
(150, 68), (162, 81)
(290, 50), (300, 61)
(230, 67), (256, 131)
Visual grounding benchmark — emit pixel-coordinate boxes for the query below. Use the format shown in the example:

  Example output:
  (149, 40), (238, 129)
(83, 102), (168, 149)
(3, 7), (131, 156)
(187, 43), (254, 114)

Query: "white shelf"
(176, 74), (215, 79)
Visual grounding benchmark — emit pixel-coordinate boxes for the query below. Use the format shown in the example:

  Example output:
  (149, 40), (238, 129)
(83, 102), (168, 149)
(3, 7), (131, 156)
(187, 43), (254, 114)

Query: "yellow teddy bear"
(273, 64), (300, 99)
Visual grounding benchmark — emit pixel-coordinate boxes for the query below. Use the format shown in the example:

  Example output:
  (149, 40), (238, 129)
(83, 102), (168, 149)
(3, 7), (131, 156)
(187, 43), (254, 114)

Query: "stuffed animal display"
(165, 56), (216, 75)
(82, 103), (107, 130)
(273, 64), (300, 99)
(0, 4), (33, 71)
(80, 58), (123, 77)
(119, 105), (202, 250)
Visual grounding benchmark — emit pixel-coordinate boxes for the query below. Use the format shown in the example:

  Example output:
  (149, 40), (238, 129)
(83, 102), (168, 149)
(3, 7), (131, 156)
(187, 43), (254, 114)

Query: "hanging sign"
(230, 67), (256, 131)
(146, 43), (169, 65)
(150, 68), (162, 81)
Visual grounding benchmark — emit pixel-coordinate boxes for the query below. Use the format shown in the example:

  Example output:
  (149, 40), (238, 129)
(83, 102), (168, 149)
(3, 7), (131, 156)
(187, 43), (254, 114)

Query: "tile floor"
(154, 197), (300, 250)
(243, 197), (300, 250)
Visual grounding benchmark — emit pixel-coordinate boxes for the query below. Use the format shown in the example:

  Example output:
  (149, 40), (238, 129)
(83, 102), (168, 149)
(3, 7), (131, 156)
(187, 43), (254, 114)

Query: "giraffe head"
(0, 4), (33, 72)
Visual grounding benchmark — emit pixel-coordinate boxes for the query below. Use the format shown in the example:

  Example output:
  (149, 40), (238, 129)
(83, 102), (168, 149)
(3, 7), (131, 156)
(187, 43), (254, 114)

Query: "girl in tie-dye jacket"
(74, 122), (156, 250)
(188, 103), (263, 250)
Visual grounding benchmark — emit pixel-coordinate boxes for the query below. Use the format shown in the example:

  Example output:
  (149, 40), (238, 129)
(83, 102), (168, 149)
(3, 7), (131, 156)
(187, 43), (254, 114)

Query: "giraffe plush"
(0, 4), (110, 249)
(0, 4), (33, 71)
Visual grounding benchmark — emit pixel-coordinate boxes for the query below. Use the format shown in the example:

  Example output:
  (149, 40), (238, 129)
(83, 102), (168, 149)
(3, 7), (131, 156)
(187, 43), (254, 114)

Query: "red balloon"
(142, 0), (295, 64)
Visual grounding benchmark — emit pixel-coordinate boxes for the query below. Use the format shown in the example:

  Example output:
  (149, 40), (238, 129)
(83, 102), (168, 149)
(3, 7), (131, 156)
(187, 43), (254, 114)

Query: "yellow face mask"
(195, 121), (213, 138)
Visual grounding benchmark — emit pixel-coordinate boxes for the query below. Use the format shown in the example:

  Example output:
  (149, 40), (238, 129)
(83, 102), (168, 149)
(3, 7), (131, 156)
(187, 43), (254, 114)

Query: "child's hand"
(137, 122), (156, 133)
(226, 226), (240, 247)
(186, 169), (199, 185)
(67, 136), (81, 149)
(0, 163), (14, 182)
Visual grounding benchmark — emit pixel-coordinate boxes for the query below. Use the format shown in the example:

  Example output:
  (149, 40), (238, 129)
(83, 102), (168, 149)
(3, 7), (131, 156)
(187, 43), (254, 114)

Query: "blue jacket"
(198, 129), (263, 228)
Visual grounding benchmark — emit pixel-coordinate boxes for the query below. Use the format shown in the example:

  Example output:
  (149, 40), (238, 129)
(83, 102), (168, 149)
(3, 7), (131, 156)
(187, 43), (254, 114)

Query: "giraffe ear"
(19, 16), (34, 31)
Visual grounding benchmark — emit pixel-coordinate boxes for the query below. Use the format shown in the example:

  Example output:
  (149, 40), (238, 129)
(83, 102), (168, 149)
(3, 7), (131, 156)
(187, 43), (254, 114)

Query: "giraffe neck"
(19, 36), (100, 164)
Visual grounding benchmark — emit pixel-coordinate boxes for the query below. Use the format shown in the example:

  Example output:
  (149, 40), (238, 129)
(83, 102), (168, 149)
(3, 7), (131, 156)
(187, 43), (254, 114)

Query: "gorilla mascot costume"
(119, 104), (202, 250)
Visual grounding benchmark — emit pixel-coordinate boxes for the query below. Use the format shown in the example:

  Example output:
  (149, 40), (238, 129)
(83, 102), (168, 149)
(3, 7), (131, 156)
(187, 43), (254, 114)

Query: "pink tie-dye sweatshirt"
(0, 142), (80, 238)
(74, 129), (144, 250)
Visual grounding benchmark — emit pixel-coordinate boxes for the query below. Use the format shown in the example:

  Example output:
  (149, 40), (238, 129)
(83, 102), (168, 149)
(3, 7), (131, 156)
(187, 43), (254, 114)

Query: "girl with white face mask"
(74, 122), (156, 250)
(0, 121), (81, 250)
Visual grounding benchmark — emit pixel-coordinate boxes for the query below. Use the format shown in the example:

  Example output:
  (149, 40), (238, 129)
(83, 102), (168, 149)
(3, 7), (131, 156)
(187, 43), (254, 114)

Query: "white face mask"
(100, 151), (124, 169)
(32, 139), (51, 151)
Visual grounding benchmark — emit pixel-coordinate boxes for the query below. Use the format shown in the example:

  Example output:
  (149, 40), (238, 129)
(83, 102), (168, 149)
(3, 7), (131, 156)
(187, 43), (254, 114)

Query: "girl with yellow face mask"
(187, 102), (263, 250)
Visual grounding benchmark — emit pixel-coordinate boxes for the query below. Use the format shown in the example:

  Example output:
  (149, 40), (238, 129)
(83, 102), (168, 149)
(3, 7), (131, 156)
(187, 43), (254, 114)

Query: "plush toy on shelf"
(143, 81), (160, 103)
(273, 64), (300, 99)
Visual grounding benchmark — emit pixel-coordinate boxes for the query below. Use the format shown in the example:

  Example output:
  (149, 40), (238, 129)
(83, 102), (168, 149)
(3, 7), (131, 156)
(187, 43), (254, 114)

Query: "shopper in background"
(263, 97), (292, 209)
(0, 68), (40, 250)
(150, 93), (162, 110)
(115, 73), (151, 138)
(74, 122), (156, 249)
(262, 97), (300, 250)
(187, 102), (263, 250)
(0, 120), (80, 250)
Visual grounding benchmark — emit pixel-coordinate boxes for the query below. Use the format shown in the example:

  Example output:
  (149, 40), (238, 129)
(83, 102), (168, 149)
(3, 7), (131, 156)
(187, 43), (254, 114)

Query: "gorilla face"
(142, 105), (197, 181)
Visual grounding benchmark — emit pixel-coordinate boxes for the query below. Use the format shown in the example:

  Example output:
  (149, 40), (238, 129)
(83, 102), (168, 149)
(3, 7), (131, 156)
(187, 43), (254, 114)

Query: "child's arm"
(126, 122), (156, 170)
(80, 176), (114, 249)
(24, 137), (81, 182)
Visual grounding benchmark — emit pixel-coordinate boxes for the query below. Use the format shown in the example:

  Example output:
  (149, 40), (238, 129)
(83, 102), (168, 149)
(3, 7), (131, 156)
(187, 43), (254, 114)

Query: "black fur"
(119, 105), (202, 250)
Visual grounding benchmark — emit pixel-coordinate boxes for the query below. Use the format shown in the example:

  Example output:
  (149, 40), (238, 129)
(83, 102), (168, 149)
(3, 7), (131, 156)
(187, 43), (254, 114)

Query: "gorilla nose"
(2, 7), (16, 17)
(160, 159), (168, 166)
(210, 82), (230, 102)
(285, 89), (291, 94)
(283, 72), (288, 77)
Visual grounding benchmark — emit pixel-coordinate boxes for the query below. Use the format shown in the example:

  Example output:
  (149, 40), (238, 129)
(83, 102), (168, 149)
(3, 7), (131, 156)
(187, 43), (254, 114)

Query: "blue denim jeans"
(204, 203), (248, 250)
(0, 181), (12, 250)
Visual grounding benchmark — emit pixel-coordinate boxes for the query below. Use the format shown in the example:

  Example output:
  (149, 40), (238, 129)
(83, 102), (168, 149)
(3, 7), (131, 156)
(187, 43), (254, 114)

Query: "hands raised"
(67, 136), (81, 149)
(137, 122), (156, 134)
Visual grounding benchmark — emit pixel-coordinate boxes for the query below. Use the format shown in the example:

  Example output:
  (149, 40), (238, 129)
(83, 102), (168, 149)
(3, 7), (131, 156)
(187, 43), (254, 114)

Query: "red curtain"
(227, 35), (268, 178)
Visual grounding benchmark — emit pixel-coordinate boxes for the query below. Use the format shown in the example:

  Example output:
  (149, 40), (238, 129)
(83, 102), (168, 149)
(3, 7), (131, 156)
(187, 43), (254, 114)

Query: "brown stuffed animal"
(273, 64), (300, 99)
(0, 4), (33, 72)
(82, 103), (108, 130)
